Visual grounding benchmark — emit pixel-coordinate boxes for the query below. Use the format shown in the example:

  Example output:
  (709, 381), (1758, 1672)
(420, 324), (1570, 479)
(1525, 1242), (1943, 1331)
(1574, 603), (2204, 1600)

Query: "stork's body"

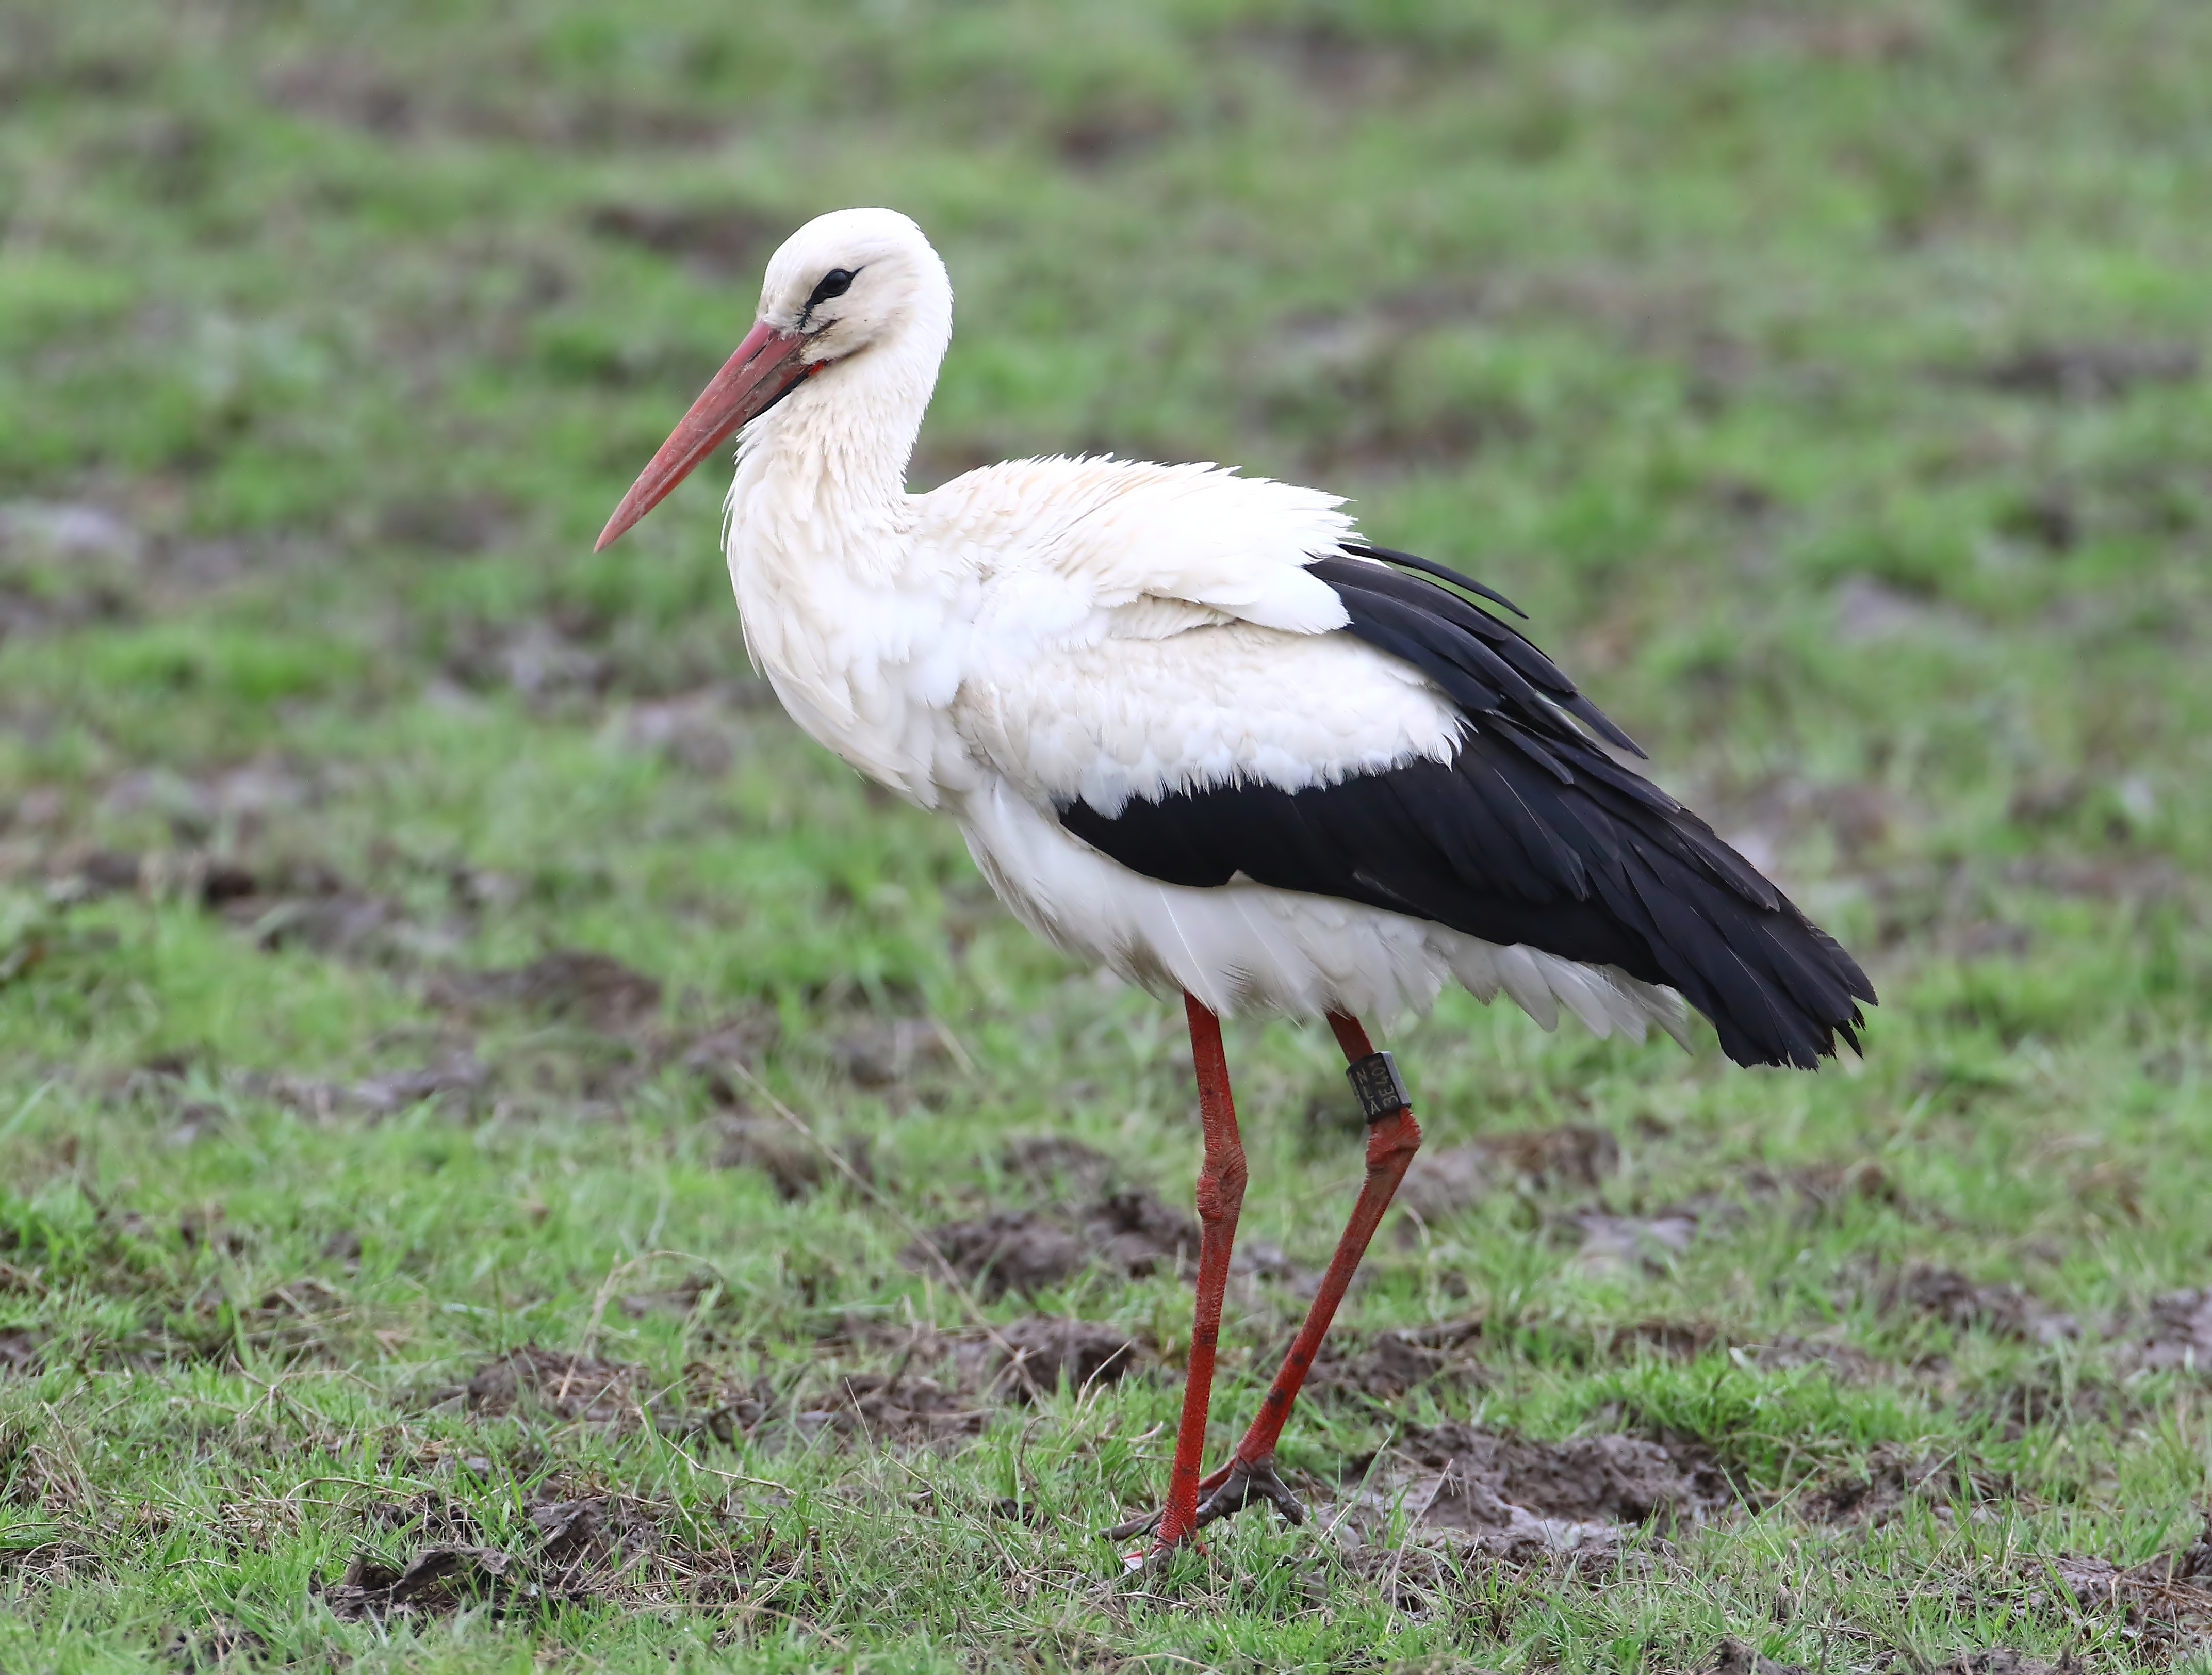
(601, 208), (1874, 1561)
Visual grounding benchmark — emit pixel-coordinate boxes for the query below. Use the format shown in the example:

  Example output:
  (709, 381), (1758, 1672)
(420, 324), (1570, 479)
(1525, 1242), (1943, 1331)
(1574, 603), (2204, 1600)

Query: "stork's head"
(595, 207), (951, 550)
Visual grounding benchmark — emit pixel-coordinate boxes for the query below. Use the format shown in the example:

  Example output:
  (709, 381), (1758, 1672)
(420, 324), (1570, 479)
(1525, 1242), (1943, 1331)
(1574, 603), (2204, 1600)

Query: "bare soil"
(906, 1180), (1198, 1300)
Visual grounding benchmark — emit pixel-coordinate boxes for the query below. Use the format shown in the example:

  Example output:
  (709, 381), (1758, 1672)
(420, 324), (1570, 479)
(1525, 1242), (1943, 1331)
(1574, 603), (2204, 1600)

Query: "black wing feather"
(1341, 541), (1528, 617)
(1323, 553), (1647, 757)
(1057, 544), (1875, 1069)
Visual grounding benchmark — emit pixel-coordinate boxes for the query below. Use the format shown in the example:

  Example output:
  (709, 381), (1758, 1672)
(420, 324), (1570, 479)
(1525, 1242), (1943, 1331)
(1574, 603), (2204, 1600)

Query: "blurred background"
(3, 2), (2211, 1664)
(5, 0), (2206, 1068)
(6, 3), (2208, 901)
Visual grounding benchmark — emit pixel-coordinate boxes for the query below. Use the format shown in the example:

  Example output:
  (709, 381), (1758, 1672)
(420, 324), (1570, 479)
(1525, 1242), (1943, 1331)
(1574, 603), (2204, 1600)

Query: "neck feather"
(724, 313), (947, 576)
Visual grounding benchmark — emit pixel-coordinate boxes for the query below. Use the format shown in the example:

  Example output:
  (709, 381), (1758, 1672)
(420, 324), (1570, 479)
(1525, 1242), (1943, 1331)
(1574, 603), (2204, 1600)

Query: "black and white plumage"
(1063, 547), (1871, 1069)
(594, 206), (1874, 1069)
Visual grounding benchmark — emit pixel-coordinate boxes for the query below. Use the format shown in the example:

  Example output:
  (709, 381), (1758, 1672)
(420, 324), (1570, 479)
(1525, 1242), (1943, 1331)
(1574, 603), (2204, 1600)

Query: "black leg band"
(1345, 1051), (1410, 1123)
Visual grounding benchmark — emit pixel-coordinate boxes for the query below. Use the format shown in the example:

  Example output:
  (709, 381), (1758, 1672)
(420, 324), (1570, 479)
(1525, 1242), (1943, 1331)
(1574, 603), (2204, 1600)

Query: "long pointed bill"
(594, 320), (814, 551)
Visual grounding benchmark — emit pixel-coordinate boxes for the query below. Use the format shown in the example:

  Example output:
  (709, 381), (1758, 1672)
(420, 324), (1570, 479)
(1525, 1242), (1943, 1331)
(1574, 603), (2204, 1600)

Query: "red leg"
(1185, 1011), (1421, 1529)
(1143, 992), (1248, 1555)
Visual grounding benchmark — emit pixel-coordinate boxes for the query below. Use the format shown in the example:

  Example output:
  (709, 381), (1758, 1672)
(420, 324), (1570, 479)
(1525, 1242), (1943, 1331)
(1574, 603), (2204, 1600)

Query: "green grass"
(4, 0), (2212, 1668)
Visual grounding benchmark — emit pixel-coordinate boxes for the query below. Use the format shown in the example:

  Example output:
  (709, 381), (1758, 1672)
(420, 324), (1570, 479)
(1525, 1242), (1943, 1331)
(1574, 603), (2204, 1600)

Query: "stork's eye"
(807, 268), (856, 308)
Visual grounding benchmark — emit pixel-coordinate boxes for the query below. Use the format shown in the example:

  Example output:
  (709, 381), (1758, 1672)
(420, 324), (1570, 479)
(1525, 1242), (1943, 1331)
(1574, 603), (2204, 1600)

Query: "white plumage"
(598, 207), (1686, 1045)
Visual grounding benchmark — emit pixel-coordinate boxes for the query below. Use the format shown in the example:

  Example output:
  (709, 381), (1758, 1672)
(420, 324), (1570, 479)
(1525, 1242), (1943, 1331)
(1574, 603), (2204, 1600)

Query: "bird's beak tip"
(592, 319), (807, 555)
(593, 491), (646, 552)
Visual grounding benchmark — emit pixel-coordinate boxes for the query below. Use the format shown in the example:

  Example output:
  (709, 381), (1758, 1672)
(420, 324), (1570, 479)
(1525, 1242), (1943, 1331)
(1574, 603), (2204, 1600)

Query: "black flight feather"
(1341, 541), (1528, 617)
(1317, 554), (1647, 758)
(1056, 542), (1875, 1069)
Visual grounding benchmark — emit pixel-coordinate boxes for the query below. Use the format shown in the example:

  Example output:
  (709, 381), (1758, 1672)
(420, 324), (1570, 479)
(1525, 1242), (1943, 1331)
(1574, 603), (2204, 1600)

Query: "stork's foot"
(1102, 1508), (1168, 1544)
(1113, 1534), (1203, 1575)
(1102, 1459), (1228, 1547)
(1100, 1510), (1203, 1575)
(1194, 1453), (1306, 1528)
(1101, 1453), (1305, 1558)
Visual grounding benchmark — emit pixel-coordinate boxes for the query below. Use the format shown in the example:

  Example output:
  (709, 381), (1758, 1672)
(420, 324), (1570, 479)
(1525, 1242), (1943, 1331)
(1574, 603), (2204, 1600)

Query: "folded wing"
(945, 464), (1874, 1068)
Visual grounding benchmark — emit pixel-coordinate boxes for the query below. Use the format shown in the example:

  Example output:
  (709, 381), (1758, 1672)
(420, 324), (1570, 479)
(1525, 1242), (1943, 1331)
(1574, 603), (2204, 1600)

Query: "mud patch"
(43, 847), (146, 903)
(1393, 1144), (1494, 1226)
(341, 1486), (695, 1611)
(1483, 1124), (1621, 1189)
(1597, 1318), (1722, 1361)
(1568, 1208), (1703, 1278)
(1833, 577), (1978, 646)
(349, 1051), (491, 1117)
(731, 1313), (1139, 1438)
(1748, 1160), (1902, 1222)
(0, 501), (143, 638)
(1302, 1316), (1485, 1402)
(1735, 1333), (1883, 1383)
(2111, 1289), (2212, 1374)
(330, 1476), (793, 1621)
(1397, 1123), (1620, 1226)
(1552, 1160), (1897, 1279)
(376, 490), (513, 556)
(1937, 1655), (2077, 1675)
(440, 617), (611, 705)
(0, 1413), (90, 1527)
(1963, 339), (2199, 401)
(905, 1211), (1086, 1302)
(615, 1272), (724, 1322)
(993, 1315), (1140, 1397)
(616, 687), (756, 777)
(1710, 1640), (1808, 1675)
(234, 1277), (349, 1358)
(98, 757), (318, 844)
(768, 1328), (988, 1441)
(1803, 1444), (2010, 1524)
(1873, 1262), (2075, 1343)
(681, 1008), (781, 1098)
(0, 1191), (170, 1305)
(1236, 19), (1475, 107)
(832, 1018), (956, 1088)
(428, 949), (662, 1033)
(326, 1543), (522, 1622)
(250, 891), (410, 960)
(715, 1116), (871, 1201)
(260, 1051), (491, 1121)
(1079, 1187), (1198, 1278)
(906, 1183), (1197, 1300)
(198, 856), (417, 963)
(1385, 1421), (1705, 1527)
(794, 1372), (985, 1443)
(1337, 1421), (1713, 1579)
(2021, 1514), (2212, 1658)
(445, 1346), (661, 1429)
(1002, 1135), (1118, 1196)
(1968, 1362), (2132, 1439)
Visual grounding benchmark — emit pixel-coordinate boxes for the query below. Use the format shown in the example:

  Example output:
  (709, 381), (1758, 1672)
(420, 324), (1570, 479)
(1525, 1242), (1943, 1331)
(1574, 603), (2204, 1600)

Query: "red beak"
(594, 320), (814, 551)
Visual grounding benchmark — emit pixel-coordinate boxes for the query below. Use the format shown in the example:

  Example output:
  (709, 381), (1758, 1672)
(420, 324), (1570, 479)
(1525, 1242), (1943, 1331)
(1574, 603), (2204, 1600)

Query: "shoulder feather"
(921, 456), (1354, 636)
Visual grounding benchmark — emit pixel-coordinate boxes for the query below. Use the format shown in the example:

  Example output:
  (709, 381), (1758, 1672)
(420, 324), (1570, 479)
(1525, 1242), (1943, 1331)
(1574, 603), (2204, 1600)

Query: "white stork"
(596, 207), (1874, 1562)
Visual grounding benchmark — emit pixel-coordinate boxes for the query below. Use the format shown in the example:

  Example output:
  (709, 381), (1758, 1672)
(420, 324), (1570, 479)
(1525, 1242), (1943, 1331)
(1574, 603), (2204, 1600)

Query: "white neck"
(723, 294), (951, 575)
(717, 287), (962, 806)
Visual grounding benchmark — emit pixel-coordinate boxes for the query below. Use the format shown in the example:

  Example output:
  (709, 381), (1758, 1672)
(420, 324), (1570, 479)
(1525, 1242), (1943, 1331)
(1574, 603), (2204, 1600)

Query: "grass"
(3, 0), (2211, 1668)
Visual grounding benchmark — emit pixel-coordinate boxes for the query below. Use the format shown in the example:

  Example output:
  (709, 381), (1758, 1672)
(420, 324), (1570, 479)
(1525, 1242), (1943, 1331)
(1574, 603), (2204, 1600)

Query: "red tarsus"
(1138, 1002), (1422, 1557)
(1214, 1010), (1421, 1474)
(1152, 993), (1248, 1549)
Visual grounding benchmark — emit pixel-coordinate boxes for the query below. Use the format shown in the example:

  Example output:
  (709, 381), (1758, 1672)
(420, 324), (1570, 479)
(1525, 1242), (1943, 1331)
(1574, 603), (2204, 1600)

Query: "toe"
(1101, 1510), (1161, 1542)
